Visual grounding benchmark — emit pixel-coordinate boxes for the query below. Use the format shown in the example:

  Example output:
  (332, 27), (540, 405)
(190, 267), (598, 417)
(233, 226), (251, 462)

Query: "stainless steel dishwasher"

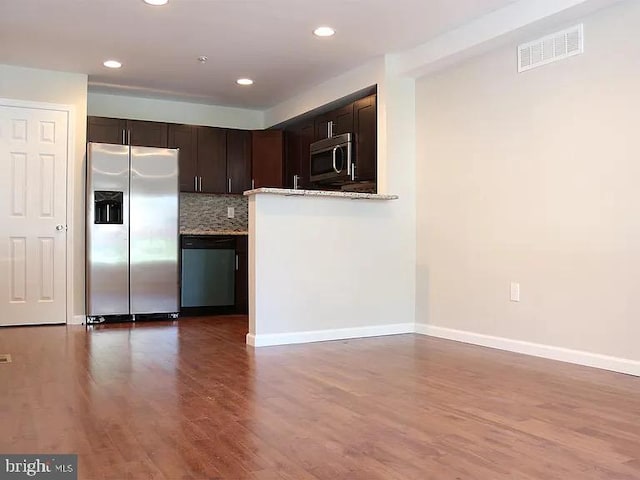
(180, 236), (236, 309)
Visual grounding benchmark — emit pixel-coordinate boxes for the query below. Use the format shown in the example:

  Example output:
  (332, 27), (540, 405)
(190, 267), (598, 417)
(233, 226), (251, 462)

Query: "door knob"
(56, 224), (65, 231)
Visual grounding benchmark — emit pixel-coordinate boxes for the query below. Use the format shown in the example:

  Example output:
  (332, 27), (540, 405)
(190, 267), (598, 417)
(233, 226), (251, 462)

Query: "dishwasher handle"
(181, 236), (236, 249)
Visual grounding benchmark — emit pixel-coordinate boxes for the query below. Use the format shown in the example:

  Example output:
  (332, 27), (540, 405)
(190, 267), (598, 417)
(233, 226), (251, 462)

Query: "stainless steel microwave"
(309, 133), (354, 184)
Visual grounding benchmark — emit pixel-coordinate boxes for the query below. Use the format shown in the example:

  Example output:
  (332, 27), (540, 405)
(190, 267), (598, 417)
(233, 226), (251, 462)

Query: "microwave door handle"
(332, 146), (343, 174)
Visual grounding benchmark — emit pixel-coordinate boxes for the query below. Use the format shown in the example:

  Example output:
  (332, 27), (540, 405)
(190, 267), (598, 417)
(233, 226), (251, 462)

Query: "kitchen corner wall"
(180, 194), (248, 232)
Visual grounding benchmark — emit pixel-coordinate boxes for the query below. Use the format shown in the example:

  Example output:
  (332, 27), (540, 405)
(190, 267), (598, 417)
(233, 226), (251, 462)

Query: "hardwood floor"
(0, 316), (638, 479)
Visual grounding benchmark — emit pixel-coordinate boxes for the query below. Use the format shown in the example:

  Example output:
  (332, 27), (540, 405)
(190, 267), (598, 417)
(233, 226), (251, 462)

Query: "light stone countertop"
(243, 187), (399, 200)
(180, 229), (248, 236)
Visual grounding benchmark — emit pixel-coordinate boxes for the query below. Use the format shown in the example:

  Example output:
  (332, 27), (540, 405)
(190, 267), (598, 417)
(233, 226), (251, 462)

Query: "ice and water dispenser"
(94, 191), (123, 224)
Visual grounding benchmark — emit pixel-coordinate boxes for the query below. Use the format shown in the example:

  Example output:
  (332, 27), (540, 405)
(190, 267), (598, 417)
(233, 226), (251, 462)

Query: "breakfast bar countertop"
(180, 229), (248, 236)
(244, 187), (399, 200)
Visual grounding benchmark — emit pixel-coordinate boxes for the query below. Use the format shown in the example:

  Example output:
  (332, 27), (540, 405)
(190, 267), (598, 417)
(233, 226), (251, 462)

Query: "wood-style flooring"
(0, 316), (638, 479)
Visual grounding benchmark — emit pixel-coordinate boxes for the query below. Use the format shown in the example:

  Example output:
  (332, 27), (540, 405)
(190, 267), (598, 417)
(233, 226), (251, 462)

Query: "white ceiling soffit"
(0, 0), (518, 109)
(390, 0), (621, 78)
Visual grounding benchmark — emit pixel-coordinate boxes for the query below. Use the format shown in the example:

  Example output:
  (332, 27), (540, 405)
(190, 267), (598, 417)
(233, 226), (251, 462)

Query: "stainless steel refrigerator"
(86, 142), (179, 322)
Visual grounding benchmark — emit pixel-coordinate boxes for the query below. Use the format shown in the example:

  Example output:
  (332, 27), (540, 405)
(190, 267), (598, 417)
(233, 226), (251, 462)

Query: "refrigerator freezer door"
(86, 143), (130, 316)
(129, 146), (179, 314)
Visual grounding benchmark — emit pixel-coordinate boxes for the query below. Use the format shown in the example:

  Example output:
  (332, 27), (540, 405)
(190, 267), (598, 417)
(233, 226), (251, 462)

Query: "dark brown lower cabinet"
(235, 236), (248, 314)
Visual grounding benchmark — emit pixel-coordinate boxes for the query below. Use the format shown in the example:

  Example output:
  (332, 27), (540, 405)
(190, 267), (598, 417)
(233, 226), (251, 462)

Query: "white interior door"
(0, 104), (68, 325)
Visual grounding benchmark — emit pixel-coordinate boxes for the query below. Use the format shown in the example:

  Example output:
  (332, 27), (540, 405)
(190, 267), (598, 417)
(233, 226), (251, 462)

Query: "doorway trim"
(0, 97), (76, 325)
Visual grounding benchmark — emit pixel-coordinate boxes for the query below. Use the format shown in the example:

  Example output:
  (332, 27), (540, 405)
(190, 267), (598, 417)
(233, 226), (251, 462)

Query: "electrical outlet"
(227, 206), (235, 219)
(510, 282), (520, 302)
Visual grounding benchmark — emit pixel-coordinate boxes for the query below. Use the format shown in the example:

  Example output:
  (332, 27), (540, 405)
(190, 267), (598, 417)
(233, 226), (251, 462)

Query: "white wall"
(88, 91), (263, 130)
(248, 193), (413, 346)
(0, 64), (88, 319)
(416, 1), (640, 365)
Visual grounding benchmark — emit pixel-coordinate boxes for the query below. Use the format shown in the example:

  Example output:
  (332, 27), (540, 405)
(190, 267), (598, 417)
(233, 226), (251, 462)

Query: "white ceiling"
(0, 0), (518, 109)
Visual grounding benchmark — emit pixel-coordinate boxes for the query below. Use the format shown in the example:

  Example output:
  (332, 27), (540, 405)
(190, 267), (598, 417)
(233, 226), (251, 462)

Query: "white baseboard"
(246, 323), (415, 348)
(68, 315), (86, 325)
(415, 323), (639, 377)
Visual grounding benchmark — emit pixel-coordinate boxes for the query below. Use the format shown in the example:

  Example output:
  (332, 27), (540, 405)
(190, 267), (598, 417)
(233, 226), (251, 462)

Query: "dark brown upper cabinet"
(284, 91), (375, 189)
(168, 124), (198, 192)
(313, 103), (354, 141)
(284, 121), (313, 189)
(332, 103), (354, 136)
(169, 125), (251, 194)
(168, 125), (226, 194)
(87, 116), (168, 148)
(252, 130), (284, 189)
(226, 129), (252, 194)
(197, 127), (227, 194)
(127, 120), (168, 148)
(87, 116), (126, 144)
(353, 94), (377, 182)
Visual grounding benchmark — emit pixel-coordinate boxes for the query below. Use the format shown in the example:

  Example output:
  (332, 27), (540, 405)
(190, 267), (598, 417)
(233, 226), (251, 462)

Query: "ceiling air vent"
(518, 24), (583, 73)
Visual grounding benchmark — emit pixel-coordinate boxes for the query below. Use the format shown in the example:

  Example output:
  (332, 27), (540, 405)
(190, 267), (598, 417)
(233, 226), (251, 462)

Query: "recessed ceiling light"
(103, 60), (122, 69)
(198, 56), (208, 63)
(313, 26), (335, 37)
(237, 78), (254, 86)
(143, 0), (168, 5)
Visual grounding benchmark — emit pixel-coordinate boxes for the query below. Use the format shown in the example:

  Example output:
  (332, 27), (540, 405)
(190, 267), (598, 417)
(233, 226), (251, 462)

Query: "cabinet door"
(168, 124), (198, 193)
(226, 129), (252, 193)
(314, 112), (334, 141)
(297, 122), (314, 189)
(353, 94), (377, 182)
(87, 116), (126, 144)
(333, 103), (354, 135)
(284, 129), (299, 189)
(127, 120), (168, 147)
(197, 127), (227, 193)
(252, 130), (284, 189)
(235, 236), (248, 314)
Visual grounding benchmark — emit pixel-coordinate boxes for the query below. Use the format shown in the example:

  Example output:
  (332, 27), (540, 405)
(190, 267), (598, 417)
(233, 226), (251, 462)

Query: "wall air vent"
(518, 24), (583, 73)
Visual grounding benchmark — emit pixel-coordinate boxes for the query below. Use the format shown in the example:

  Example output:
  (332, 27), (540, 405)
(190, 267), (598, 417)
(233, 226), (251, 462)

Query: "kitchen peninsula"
(244, 187), (412, 347)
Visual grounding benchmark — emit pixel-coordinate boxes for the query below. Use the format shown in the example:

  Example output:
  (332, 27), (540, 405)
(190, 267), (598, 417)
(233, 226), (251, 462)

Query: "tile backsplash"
(180, 193), (248, 232)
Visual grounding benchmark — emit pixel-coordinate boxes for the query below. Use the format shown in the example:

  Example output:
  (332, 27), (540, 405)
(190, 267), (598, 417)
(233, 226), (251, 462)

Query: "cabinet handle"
(122, 129), (126, 145)
(199, 176), (203, 192)
(228, 178), (232, 193)
(194, 176), (198, 192)
(293, 175), (299, 190)
(127, 129), (131, 145)
(251, 179), (255, 190)
(235, 254), (239, 271)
